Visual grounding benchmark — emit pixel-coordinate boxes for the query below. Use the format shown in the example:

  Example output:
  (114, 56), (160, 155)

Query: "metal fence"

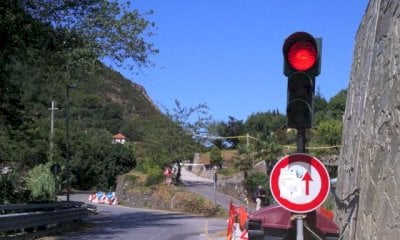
(0, 201), (92, 239)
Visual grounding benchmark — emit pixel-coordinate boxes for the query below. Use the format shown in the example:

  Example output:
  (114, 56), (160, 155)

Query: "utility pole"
(247, 133), (254, 169)
(66, 84), (76, 202)
(48, 99), (58, 162)
(213, 168), (218, 205)
(246, 133), (249, 149)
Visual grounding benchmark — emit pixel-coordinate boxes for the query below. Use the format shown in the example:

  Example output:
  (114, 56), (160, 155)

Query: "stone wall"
(336, 0), (400, 239)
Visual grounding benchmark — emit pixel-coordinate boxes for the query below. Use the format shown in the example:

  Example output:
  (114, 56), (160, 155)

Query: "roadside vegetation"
(1, 0), (345, 207)
(120, 171), (224, 217)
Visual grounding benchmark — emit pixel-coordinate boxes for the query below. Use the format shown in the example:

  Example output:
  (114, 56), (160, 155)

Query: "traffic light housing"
(283, 32), (321, 129)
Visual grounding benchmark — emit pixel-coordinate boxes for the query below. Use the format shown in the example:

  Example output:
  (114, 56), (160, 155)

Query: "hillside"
(0, 1), (205, 201)
(0, 1), (348, 204)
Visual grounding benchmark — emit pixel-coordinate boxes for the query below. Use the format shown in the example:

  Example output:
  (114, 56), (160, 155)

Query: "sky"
(113, 0), (370, 122)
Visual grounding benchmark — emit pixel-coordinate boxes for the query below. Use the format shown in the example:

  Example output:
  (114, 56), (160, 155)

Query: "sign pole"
(296, 215), (306, 240)
(213, 171), (217, 204)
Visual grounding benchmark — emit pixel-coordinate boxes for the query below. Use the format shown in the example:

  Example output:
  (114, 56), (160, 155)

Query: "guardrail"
(0, 201), (92, 239)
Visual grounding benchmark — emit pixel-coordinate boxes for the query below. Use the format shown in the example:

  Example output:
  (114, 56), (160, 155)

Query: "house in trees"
(112, 133), (127, 144)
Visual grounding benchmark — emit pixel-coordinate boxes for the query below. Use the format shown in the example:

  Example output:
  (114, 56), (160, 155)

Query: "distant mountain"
(0, 1), (166, 166)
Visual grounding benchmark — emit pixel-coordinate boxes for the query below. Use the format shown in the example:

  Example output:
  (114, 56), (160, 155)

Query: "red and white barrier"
(226, 202), (249, 240)
(88, 192), (118, 205)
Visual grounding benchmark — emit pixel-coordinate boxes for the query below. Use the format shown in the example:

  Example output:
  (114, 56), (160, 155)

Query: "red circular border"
(269, 153), (330, 213)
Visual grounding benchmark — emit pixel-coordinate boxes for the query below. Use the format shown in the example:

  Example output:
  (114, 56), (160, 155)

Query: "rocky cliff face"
(336, 0), (400, 239)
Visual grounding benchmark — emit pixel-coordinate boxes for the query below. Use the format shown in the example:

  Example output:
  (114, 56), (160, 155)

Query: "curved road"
(181, 168), (246, 211)
(42, 170), (240, 240)
(45, 197), (226, 240)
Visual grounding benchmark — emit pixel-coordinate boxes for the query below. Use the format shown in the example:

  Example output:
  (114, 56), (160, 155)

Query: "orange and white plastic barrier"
(226, 202), (249, 240)
(240, 229), (248, 240)
(88, 192), (118, 205)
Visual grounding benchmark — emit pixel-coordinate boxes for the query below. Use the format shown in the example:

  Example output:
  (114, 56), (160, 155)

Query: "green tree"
(121, 116), (146, 142)
(235, 135), (281, 179)
(311, 89), (346, 153)
(234, 149), (253, 179)
(314, 119), (343, 147)
(70, 129), (110, 189)
(69, 129), (136, 190)
(314, 89), (346, 124)
(207, 117), (245, 149)
(209, 146), (223, 166)
(0, 170), (28, 204)
(166, 100), (212, 143)
(105, 144), (136, 189)
(140, 100), (209, 169)
(21, 0), (158, 70)
(206, 121), (227, 149)
(314, 90), (329, 125)
(327, 89), (347, 120)
(224, 116), (245, 148)
(245, 111), (285, 134)
(0, 1), (33, 130)
(0, 0), (160, 193)
(142, 115), (199, 168)
(245, 111), (287, 143)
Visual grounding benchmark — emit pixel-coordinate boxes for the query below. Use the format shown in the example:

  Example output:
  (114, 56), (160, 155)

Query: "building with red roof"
(112, 133), (127, 144)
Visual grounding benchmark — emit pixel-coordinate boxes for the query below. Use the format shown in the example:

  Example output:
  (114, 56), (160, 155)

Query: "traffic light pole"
(296, 128), (306, 240)
(283, 31), (322, 240)
(296, 128), (306, 153)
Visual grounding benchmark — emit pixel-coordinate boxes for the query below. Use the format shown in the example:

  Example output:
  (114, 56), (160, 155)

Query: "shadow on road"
(50, 208), (204, 239)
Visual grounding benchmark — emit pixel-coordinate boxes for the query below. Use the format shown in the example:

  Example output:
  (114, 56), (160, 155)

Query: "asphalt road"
(181, 168), (250, 211)
(44, 194), (227, 240)
(183, 180), (244, 211)
(42, 169), (238, 240)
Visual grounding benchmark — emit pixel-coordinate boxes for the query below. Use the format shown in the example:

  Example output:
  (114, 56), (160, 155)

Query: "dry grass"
(221, 150), (238, 161)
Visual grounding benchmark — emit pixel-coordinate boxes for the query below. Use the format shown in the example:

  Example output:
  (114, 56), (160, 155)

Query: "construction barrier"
(88, 192), (118, 205)
(226, 202), (249, 240)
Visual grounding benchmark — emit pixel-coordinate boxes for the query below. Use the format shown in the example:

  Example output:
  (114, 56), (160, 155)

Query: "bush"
(172, 191), (220, 216)
(120, 173), (226, 217)
(323, 194), (335, 211)
(145, 173), (163, 186)
(25, 163), (56, 202)
(138, 158), (164, 186)
(242, 172), (269, 200)
(0, 171), (28, 204)
(218, 166), (240, 177)
(209, 146), (223, 166)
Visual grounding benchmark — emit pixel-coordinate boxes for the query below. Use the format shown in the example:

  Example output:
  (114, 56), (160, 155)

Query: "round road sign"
(270, 153), (330, 213)
(50, 163), (61, 176)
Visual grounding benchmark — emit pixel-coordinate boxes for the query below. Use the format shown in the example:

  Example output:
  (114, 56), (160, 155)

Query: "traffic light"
(283, 32), (321, 129)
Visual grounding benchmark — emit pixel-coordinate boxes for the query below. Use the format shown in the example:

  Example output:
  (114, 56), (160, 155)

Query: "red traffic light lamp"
(287, 41), (317, 71)
(283, 32), (321, 77)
